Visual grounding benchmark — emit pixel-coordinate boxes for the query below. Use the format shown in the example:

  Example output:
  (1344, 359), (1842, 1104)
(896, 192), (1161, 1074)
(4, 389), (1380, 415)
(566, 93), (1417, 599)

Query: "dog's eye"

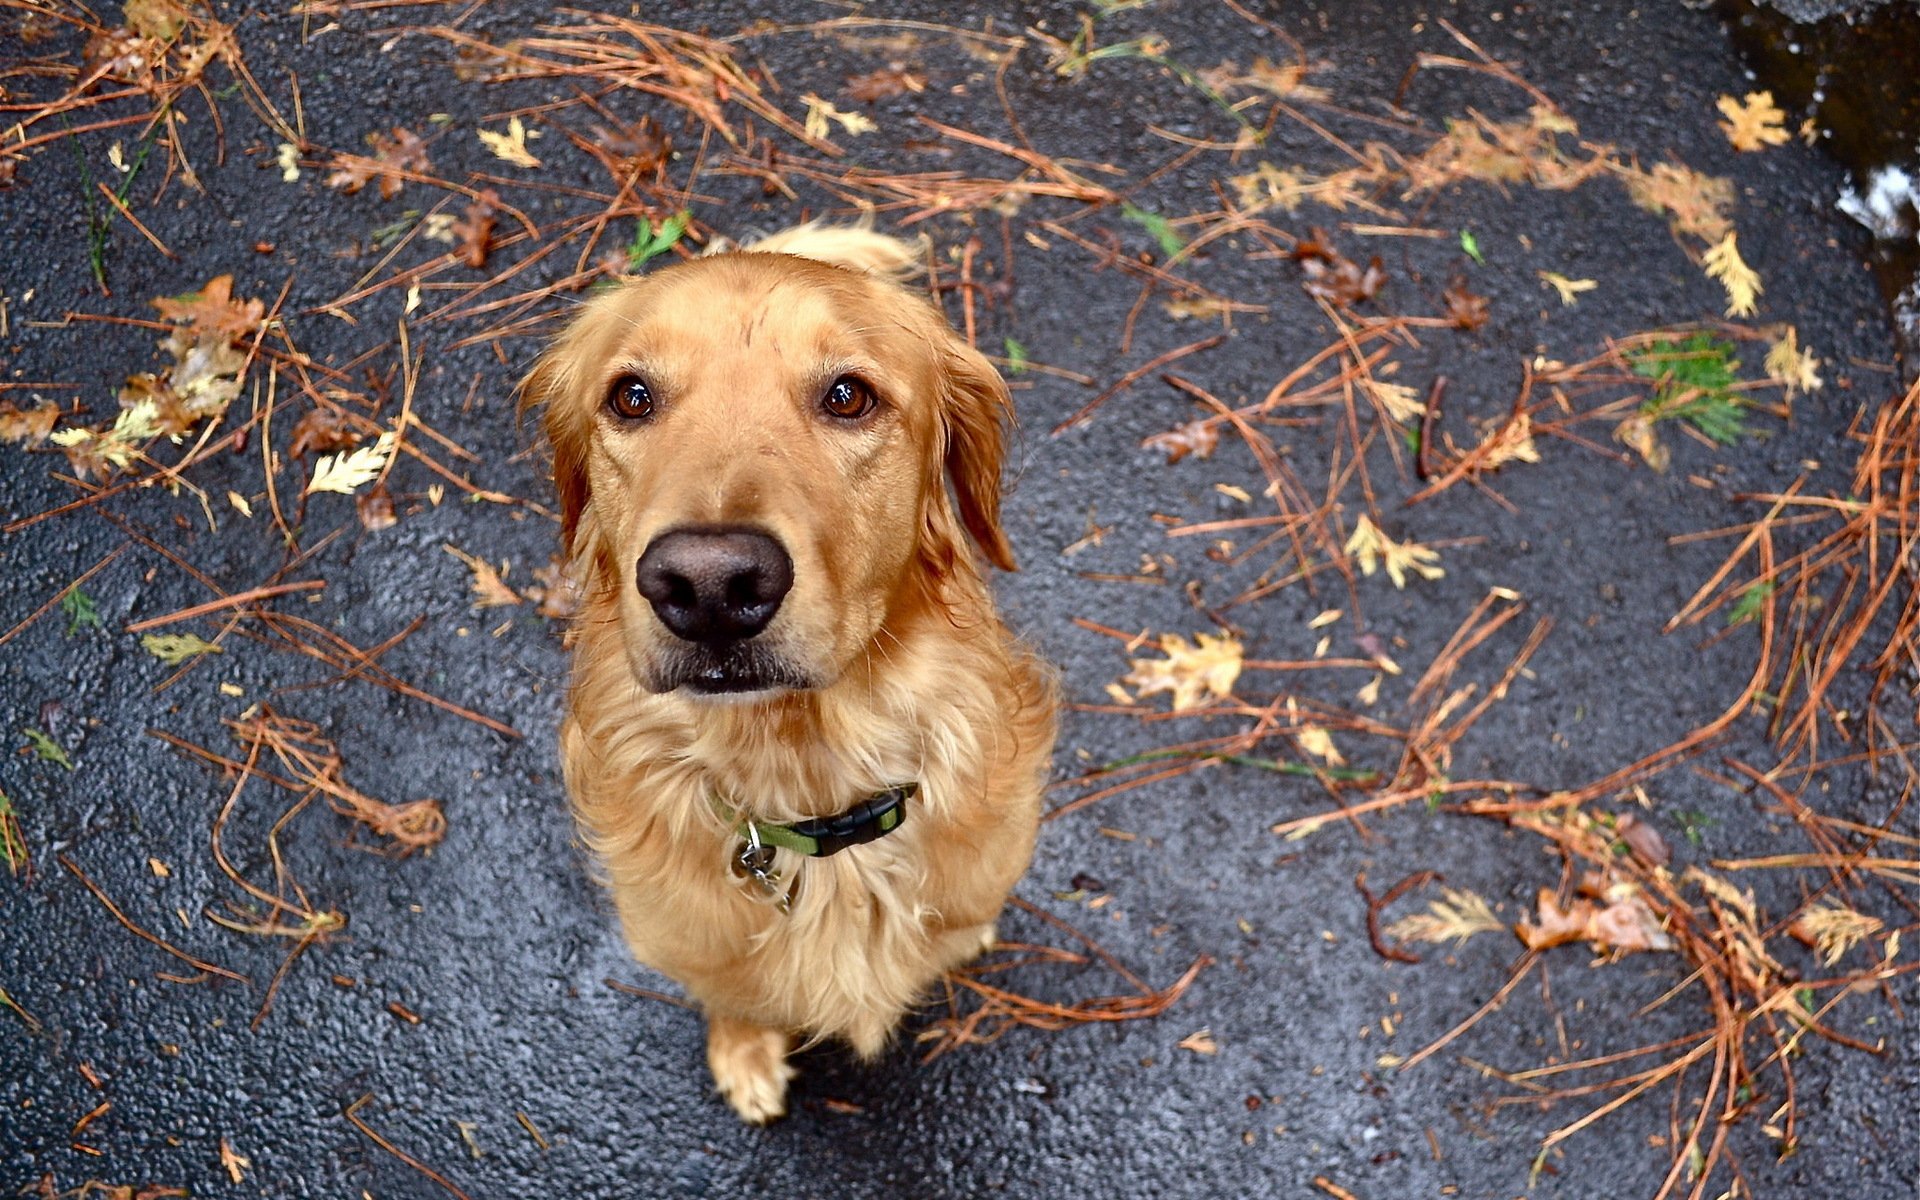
(607, 376), (655, 421)
(820, 377), (876, 421)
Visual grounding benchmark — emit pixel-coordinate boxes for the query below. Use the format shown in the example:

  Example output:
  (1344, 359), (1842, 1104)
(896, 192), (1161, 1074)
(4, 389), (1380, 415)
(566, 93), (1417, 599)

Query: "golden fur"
(523, 224), (1056, 1123)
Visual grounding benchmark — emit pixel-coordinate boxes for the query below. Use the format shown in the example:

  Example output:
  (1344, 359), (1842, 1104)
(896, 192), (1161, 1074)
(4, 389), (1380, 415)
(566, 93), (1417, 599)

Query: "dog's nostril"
(724, 574), (762, 610)
(635, 527), (794, 645)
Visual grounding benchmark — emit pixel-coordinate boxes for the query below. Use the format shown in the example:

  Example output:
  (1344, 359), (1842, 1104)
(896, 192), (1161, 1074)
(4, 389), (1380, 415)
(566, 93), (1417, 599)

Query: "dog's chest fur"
(562, 617), (1045, 1053)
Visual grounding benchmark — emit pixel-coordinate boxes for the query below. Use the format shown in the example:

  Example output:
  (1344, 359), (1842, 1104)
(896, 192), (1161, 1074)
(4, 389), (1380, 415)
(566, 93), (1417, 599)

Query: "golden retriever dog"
(522, 223), (1057, 1123)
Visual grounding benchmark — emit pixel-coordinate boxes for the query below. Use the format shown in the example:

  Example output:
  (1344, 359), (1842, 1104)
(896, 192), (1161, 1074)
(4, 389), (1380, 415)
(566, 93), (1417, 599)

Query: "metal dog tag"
(732, 824), (791, 912)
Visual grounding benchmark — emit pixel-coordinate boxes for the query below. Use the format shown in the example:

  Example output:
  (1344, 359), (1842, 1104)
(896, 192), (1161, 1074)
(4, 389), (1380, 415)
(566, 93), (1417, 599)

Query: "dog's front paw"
(706, 1015), (795, 1125)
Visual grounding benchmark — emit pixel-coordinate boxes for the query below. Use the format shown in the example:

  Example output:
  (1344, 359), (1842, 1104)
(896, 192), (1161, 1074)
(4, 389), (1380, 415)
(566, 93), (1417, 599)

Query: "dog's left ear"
(940, 340), (1017, 572)
(519, 339), (593, 557)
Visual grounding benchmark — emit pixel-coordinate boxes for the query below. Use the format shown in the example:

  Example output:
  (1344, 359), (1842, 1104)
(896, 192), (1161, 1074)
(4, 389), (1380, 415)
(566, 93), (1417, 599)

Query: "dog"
(522, 223), (1057, 1123)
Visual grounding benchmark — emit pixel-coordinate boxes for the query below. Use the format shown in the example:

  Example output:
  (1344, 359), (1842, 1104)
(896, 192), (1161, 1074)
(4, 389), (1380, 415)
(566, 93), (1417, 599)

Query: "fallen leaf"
(1515, 886), (1673, 954)
(1360, 379), (1424, 424)
(1292, 230), (1385, 307)
(1295, 724), (1344, 766)
(306, 431), (395, 496)
(51, 401), (162, 479)
(844, 66), (925, 103)
(802, 93), (878, 140)
(83, 27), (153, 86)
(1702, 232), (1762, 317)
(1345, 516), (1444, 588)
(1538, 271), (1597, 305)
(1717, 91), (1790, 152)
(522, 557), (582, 621)
(588, 114), (671, 171)
(1473, 411), (1541, 469)
(22, 728), (72, 770)
(142, 633), (223, 664)
(1764, 327), (1822, 396)
(1177, 1028), (1218, 1055)
(126, 0), (188, 39)
(326, 126), (431, 201)
(1386, 888), (1503, 947)
(0, 401), (61, 445)
(1615, 411), (1670, 471)
(287, 407), (358, 460)
(357, 485), (397, 532)
(1124, 631), (1244, 712)
(1614, 812), (1670, 867)
(1143, 418), (1220, 463)
(453, 189), (499, 269)
(1622, 161), (1735, 243)
(444, 544), (520, 609)
(1442, 281), (1489, 330)
(219, 1138), (250, 1183)
(1161, 295), (1236, 322)
(1227, 57), (1332, 102)
(1788, 900), (1882, 967)
(478, 116), (542, 168)
(151, 274), (263, 341)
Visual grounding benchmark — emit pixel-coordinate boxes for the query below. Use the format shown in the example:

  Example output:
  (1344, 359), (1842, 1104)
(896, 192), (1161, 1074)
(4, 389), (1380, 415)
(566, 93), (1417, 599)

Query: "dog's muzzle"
(636, 526), (803, 694)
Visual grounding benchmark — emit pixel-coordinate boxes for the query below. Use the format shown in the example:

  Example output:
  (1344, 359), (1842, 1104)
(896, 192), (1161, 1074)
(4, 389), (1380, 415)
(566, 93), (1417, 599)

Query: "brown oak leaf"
(452, 189), (499, 270)
(326, 127), (431, 201)
(152, 274), (264, 341)
(1442, 281), (1489, 331)
(1291, 229), (1385, 307)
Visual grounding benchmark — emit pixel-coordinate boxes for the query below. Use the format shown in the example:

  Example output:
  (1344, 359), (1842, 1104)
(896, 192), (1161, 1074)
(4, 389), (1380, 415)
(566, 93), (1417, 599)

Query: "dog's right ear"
(519, 338), (593, 557)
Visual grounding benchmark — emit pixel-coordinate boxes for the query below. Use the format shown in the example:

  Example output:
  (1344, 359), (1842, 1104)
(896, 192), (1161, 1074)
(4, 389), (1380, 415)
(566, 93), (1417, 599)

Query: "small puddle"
(1714, 0), (1920, 378)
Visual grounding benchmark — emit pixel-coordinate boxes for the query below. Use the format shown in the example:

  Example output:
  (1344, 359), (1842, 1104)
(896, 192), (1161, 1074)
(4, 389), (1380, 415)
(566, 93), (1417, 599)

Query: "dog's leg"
(706, 1014), (794, 1124)
(934, 921), (999, 971)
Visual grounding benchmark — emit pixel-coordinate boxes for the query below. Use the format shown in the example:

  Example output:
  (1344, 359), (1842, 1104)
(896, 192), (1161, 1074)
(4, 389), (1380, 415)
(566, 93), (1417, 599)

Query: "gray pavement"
(3, 3), (1916, 1198)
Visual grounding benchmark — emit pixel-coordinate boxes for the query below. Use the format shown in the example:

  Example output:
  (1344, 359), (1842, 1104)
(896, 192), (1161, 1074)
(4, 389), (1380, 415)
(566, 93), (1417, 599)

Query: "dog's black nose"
(636, 527), (794, 645)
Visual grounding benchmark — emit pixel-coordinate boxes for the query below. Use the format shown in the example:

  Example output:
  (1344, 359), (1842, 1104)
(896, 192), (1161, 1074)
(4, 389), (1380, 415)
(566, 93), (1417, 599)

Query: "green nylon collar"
(716, 782), (917, 859)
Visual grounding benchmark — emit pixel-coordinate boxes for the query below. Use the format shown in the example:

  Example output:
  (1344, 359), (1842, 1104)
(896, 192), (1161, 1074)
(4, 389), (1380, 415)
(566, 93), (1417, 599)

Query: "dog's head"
(523, 230), (1014, 699)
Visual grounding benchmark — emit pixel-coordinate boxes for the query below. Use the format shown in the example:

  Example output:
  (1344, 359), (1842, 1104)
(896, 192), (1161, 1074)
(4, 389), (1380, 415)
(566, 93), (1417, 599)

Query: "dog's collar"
(718, 783), (916, 859)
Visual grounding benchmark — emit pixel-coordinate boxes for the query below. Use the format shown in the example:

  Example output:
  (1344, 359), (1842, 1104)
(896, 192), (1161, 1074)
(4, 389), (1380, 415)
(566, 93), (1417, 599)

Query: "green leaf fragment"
(142, 632), (224, 665)
(1122, 203), (1185, 258)
(629, 210), (691, 270)
(21, 728), (71, 771)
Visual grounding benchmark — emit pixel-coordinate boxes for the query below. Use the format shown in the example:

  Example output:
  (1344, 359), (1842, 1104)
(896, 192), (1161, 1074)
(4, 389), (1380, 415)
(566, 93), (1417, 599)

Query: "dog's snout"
(636, 528), (794, 645)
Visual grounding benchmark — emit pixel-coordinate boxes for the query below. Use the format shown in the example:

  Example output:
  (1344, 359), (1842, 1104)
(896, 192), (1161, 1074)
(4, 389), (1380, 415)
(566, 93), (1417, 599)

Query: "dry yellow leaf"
(1621, 160), (1735, 243)
(1345, 516), (1444, 588)
(443, 544), (521, 609)
(1386, 888), (1503, 947)
(1790, 900), (1882, 967)
(1716, 91), (1790, 152)
(1360, 378), (1424, 423)
(1476, 412), (1542, 468)
(1123, 631), (1243, 712)
(478, 116), (542, 168)
(1177, 1028), (1218, 1055)
(306, 432), (394, 496)
(802, 94), (877, 140)
(1538, 271), (1597, 306)
(1615, 412), (1669, 471)
(1765, 327), (1823, 396)
(1295, 725), (1344, 766)
(1703, 232), (1762, 317)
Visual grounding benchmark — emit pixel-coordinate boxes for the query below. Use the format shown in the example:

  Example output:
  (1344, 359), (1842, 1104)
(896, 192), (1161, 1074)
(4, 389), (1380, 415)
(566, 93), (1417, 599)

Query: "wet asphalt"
(3, 2), (1917, 1198)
